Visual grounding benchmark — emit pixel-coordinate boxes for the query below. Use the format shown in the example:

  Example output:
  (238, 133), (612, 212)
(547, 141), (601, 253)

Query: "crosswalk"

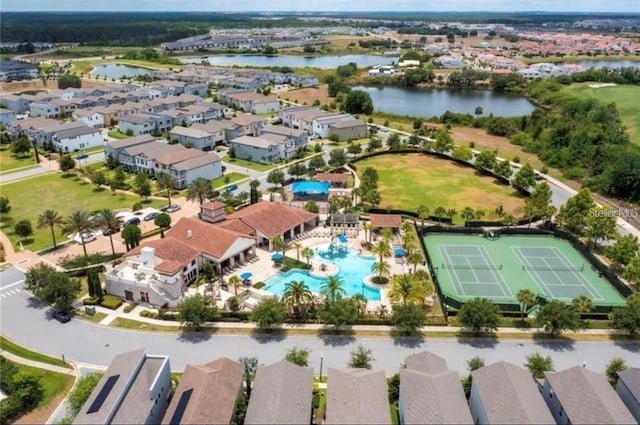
(0, 288), (23, 299)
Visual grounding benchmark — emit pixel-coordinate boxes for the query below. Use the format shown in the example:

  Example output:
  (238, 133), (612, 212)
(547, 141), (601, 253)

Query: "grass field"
(211, 172), (249, 189)
(0, 147), (38, 174)
(0, 336), (71, 368)
(355, 153), (525, 223)
(223, 157), (275, 172)
(278, 84), (332, 106)
(0, 173), (164, 251)
(563, 83), (640, 145)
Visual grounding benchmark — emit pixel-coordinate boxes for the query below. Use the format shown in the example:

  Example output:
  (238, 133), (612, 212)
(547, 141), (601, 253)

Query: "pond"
(354, 85), (537, 118)
(91, 64), (152, 79)
(570, 60), (640, 69)
(180, 54), (400, 69)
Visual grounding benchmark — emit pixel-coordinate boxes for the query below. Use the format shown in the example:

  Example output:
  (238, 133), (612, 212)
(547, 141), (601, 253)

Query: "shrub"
(253, 282), (266, 290)
(512, 156), (520, 163)
(132, 202), (143, 212)
(100, 295), (123, 310)
(139, 309), (159, 319)
(82, 297), (99, 306)
(123, 303), (137, 313)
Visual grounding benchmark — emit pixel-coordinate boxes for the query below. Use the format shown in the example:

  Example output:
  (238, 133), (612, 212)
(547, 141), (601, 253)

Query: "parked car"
(80, 232), (96, 243)
(52, 310), (71, 323)
(126, 217), (141, 225)
(226, 184), (238, 192)
(166, 204), (181, 213)
(102, 225), (120, 236)
(144, 211), (160, 221)
(75, 153), (89, 160)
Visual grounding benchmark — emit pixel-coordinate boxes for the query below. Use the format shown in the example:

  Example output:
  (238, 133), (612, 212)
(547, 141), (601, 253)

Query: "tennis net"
(441, 263), (503, 270)
(522, 264), (584, 272)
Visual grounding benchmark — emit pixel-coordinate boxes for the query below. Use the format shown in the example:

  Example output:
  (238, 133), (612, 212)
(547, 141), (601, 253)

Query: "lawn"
(355, 153), (526, 223)
(110, 317), (181, 332)
(563, 83), (640, 145)
(211, 172), (249, 189)
(0, 336), (71, 368)
(76, 311), (108, 323)
(223, 157), (275, 172)
(107, 130), (130, 140)
(0, 147), (38, 174)
(0, 172), (164, 251)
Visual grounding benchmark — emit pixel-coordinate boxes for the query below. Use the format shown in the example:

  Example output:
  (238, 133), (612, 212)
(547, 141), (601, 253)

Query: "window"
(191, 260), (196, 266)
(140, 292), (149, 303)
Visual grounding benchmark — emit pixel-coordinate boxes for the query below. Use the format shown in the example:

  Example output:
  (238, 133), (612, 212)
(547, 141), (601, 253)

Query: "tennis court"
(423, 234), (626, 307)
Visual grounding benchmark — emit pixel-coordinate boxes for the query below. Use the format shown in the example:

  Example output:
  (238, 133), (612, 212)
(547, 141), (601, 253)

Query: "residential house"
(542, 366), (635, 425)
(289, 108), (334, 134)
(178, 102), (230, 121)
(190, 121), (226, 146)
(399, 351), (473, 425)
(29, 101), (61, 119)
(73, 349), (171, 425)
(217, 88), (250, 105)
(72, 109), (104, 128)
(104, 135), (156, 164)
(0, 108), (16, 125)
(327, 119), (368, 141)
(52, 126), (103, 152)
(0, 94), (30, 113)
(279, 106), (317, 128)
(118, 141), (179, 174)
(244, 360), (314, 425)
(153, 148), (222, 189)
(150, 79), (187, 96)
(21, 120), (87, 146)
(225, 76), (263, 90)
(261, 124), (308, 151)
(218, 120), (245, 143)
(229, 115), (266, 136)
(50, 98), (78, 115)
(162, 358), (243, 425)
(184, 82), (208, 97)
(230, 133), (299, 164)
(326, 368), (391, 424)
(469, 361), (554, 424)
(118, 114), (157, 136)
(617, 368), (640, 423)
(0, 60), (38, 81)
(169, 126), (215, 151)
(105, 239), (200, 307)
(227, 92), (280, 114)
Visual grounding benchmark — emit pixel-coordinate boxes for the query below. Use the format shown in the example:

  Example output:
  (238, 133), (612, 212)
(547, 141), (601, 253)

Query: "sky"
(1, 0), (638, 13)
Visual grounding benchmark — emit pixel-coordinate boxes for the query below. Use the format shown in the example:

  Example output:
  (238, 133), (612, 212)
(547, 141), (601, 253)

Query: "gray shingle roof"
(55, 126), (100, 139)
(404, 351), (448, 375)
(545, 366), (636, 424)
(471, 361), (555, 424)
(231, 135), (278, 149)
(329, 119), (366, 129)
(325, 368), (391, 425)
(169, 126), (212, 139)
(618, 367), (640, 404)
(244, 359), (313, 425)
(106, 135), (156, 150)
(261, 124), (306, 138)
(400, 370), (473, 424)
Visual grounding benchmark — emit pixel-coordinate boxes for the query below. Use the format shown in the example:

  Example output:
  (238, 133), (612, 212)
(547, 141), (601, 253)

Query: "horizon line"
(1, 10), (638, 14)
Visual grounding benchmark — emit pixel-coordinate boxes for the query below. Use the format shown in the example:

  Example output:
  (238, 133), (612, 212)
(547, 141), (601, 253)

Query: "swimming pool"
(291, 181), (330, 195)
(264, 244), (381, 300)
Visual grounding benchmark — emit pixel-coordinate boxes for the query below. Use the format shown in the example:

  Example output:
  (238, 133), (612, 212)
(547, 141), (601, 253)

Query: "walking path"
(0, 349), (74, 375)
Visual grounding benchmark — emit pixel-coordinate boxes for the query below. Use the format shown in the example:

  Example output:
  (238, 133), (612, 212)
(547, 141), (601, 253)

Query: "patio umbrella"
(240, 272), (253, 280)
(394, 248), (406, 257)
(271, 253), (284, 261)
(337, 234), (348, 243)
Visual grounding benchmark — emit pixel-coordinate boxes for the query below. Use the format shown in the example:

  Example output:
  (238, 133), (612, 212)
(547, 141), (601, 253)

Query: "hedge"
(140, 309), (159, 319)
(123, 303), (137, 313)
(100, 295), (123, 310)
(82, 297), (100, 306)
(253, 282), (266, 290)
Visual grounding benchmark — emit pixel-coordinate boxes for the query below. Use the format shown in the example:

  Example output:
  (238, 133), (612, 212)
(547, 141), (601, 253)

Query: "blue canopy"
(394, 248), (406, 256)
(337, 234), (348, 243)
(240, 272), (252, 280)
(271, 253), (284, 261)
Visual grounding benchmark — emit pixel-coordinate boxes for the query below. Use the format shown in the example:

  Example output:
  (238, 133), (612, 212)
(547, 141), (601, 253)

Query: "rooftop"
(226, 201), (317, 239)
(618, 368), (640, 404)
(106, 134), (156, 150)
(231, 135), (279, 149)
(169, 126), (212, 139)
(369, 214), (403, 229)
(127, 237), (200, 275)
(314, 173), (348, 184)
(404, 351), (448, 375)
(326, 368), (391, 425)
(329, 119), (366, 129)
(55, 126), (100, 140)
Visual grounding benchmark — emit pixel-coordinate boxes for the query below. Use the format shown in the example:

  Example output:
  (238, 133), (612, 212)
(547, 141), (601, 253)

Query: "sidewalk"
(0, 349), (75, 375)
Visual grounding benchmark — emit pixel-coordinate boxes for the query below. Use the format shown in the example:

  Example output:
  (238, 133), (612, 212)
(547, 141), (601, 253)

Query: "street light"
(319, 354), (324, 382)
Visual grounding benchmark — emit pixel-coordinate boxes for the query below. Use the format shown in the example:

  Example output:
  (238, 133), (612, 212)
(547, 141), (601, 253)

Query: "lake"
(571, 60), (640, 69)
(354, 86), (536, 118)
(180, 54), (400, 69)
(91, 64), (152, 78)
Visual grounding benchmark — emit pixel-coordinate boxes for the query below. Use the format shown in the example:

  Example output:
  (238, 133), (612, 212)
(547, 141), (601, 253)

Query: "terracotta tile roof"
(315, 173), (348, 183)
(369, 214), (403, 228)
(226, 202), (317, 239)
(167, 217), (255, 260)
(201, 201), (226, 211)
(127, 237), (199, 275)
(216, 218), (256, 236)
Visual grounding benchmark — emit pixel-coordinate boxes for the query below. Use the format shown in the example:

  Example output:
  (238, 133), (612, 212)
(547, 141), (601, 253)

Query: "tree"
(133, 172), (152, 199)
(346, 141), (362, 155)
(524, 182), (554, 227)
(606, 358), (627, 386)
(96, 209), (122, 256)
(58, 154), (76, 175)
(494, 159), (513, 179)
(622, 255), (640, 289)
(228, 275), (242, 296)
(265, 169), (284, 188)
(525, 352), (554, 379)
(301, 247), (314, 266)
(344, 90), (374, 115)
(348, 344), (374, 369)
(112, 166), (127, 189)
(605, 234), (640, 270)
(58, 74), (81, 89)
(178, 294), (218, 330)
(389, 274), (423, 306)
(89, 169), (107, 188)
(391, 304), (426, 335)
(536, 300), (579, 336)
(512, 162), (536, 193)
(10, 137), (32, 157)
(121, 224), (141, 251)
(474, 150), (497, 172)
(186, 177), (212, 205)
(304, 200), (319, 213)
(0, 196), (10, 219)
(502, 214), (518, 228)
(24, 263), (80, 311)
(155, 172), (175, 206)
(516, 289), (536, 320)
(320, 276), (346, 303)
(13, 219), (32, 241)
(63, 210), (93, 257)
(308, 155), (326, 172)
(68, 373), (102, 416)
(416, 204), (429, 229)
(474, 106), (483, 117)
(285, 346), (311, 367)
(584, 207), (618, 247)
(460, 207), (476, 227)
(433, 128), (454, 153)
(271, 235), (288, 255)
(386, 132), (401, 150)
(37, 209), (63, 250)
(407, 251), (423, 273)
(282, 280), (312, 317)
(154, 213), (171, 238)
(320, 298), (358, 330)
(239, 357), (259, 398)
(557, 188), (596, 234)
(467, 356), (485, 371)
(571, 295), (594, 317)
(328, 148), (347, 167)
(371, 259), (391, 282)
(250, 297), (287, 332)
(610, 293), (640, 335)
(87, 268), (103, 300)
(370, 238), (391, 264)
(452, 145), (473, 162)
(433, 206), (446, 223)
(458, 297), (501, 335)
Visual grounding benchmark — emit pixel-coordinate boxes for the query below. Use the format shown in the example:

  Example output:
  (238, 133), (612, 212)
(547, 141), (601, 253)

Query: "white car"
(79, 232), (96, 244)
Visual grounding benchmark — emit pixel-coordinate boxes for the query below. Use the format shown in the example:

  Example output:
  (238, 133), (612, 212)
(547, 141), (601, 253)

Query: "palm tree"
(362, 222), (373, 244)
(186, 177), (211, 205)
(283, 280), (312, 317)
(37, 209), (63, 250)
(96, 209), (123, 256)
(272, 235), (288, 254)
(445, 208), (457, 223)
(351, 293), (367, 318)
(156, 172), (175, 207)
(416, 204), (429, 229)
(461, 207), (475, 227)
(228, 275), (242, 296)
(381, 227), (393, 242)
(301, 247), (314, 266)
(503, 214), (518, 228)
(571, 295), (594, 317)
(494, 205), (505, 219)
(376, 304), (389, 319)
(320, 276), (346, 303)
(389, 273), (424, 305)
(516, 289), (537, 320)
(370, 239), (391, 264)
(292, 242), (303, 261)
(434, 206), (446, 224)
(63, 210), (93, 257)
(371, 259), (391, 282)
(407, 251), (423, 273)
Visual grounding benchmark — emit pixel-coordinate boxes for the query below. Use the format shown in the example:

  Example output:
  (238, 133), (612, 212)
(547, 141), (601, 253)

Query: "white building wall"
(29, 102), (60, 119)
(252, 100), (280, 114)
(73, 113), (103, 128)
(53, 131), (102, 152)
(182, 160), (223, 188)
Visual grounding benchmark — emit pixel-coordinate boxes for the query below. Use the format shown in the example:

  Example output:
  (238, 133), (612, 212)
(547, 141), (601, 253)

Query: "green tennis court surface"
(423, 234), (626, 307)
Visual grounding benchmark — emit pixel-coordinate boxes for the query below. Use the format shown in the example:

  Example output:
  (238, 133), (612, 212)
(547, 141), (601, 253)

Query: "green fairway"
(563, 83), (640, 145)
(0, 173), (164, 251)
(0, 147), (38, 174)
(355, 153), (526, 224)
(423, 233), (626, 308)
